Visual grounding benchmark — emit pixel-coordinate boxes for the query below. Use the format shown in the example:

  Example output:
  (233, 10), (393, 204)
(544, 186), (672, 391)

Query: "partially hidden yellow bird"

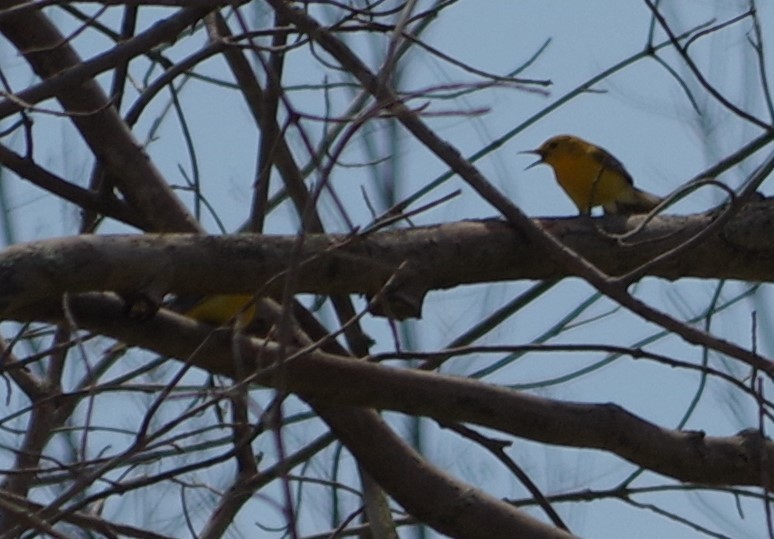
(104, 294), (256, 359)
(183, 294), (255, 327)
(522, 134), (662, 215)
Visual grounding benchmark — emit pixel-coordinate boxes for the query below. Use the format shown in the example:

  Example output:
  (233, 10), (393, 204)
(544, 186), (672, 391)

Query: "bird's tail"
(607, 188), (662, 215)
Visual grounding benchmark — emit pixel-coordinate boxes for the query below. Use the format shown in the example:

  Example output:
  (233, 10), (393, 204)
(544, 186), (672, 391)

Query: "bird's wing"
(591, 147), (635, 186)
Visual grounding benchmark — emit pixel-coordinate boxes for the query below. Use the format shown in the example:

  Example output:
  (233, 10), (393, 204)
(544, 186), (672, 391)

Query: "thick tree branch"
(2, 202), (774, 316)
(27, 294), (774, 493)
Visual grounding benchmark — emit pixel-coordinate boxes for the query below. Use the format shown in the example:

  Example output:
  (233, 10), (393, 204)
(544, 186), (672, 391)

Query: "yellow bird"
(104, 294), (256, 359)
(522, 134), (662, 215)
(183, 294), (255, 327)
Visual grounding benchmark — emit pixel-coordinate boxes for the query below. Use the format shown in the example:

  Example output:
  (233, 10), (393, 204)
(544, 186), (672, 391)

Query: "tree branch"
(2, 202), (774, 313)
(25, 293), (774, 493)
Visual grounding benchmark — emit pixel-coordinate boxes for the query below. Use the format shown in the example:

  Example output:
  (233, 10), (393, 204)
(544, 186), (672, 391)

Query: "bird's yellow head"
(522, 134), (589, 170)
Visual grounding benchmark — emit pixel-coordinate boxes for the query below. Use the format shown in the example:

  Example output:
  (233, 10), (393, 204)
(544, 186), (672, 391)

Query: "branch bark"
(30, 294), (774, 493)
(2, 202), (774, 318)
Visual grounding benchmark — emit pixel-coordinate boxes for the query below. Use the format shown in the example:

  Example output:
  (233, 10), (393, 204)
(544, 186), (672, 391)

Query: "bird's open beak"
(519, 149), (544, 170)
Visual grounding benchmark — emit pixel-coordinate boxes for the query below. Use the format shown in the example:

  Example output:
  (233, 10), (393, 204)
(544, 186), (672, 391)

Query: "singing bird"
(522, 135), (662, 215)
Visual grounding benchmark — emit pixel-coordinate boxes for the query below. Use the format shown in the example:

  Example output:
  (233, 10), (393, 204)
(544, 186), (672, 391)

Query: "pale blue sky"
(1, 2), (772, 537)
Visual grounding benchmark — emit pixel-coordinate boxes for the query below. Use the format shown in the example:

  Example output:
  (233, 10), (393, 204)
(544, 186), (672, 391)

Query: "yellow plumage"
(523, 135), (662, 215)
(184, 294), (255, 327)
